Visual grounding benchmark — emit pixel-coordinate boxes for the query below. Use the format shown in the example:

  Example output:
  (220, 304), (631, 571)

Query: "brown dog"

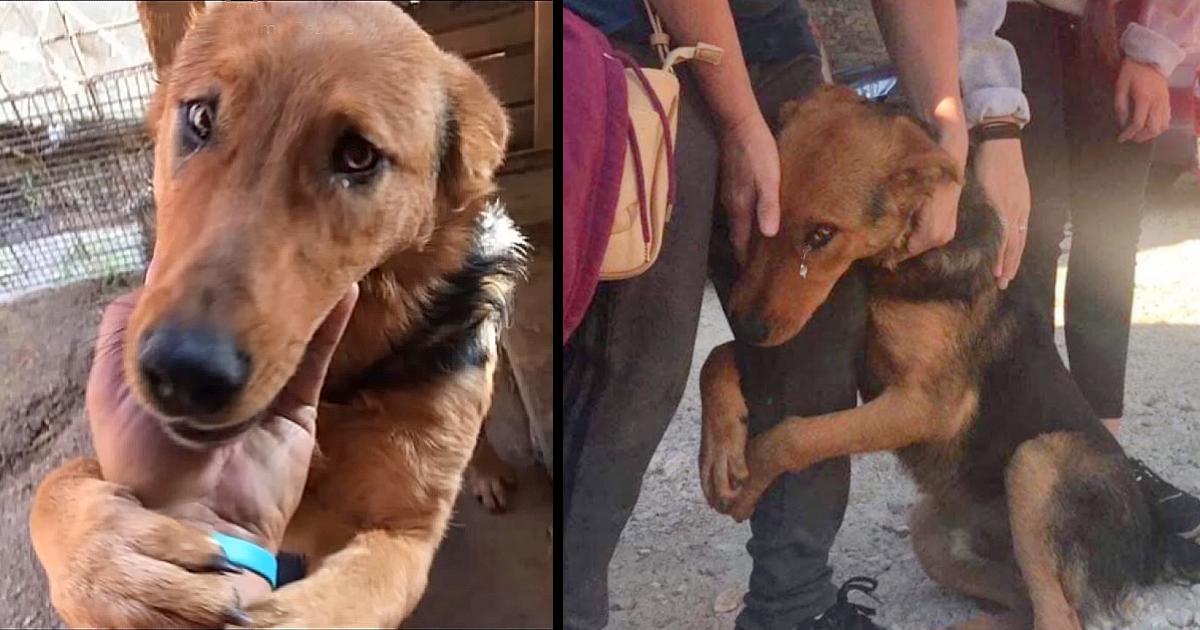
(29, 3), (525, 627)
(700, 85), (1176, 629)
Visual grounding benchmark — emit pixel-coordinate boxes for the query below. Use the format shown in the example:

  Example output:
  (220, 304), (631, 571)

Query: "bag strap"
(611, 50), (678, 215)
(641, 1), (725, 71)
(642, 0), (670, 63)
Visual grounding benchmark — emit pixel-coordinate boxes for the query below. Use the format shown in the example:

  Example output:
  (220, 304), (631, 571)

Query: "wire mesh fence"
(0, 62), (155, 302)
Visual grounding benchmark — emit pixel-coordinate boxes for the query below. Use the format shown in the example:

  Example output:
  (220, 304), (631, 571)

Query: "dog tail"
(1047, 436), (1163, 628)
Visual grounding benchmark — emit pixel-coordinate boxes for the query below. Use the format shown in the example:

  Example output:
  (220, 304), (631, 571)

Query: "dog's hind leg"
(1005, 435), (1084, 630)
(910, 496), (1028, 612)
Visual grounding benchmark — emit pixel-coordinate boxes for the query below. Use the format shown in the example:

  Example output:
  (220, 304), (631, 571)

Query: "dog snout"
(731, 314), (768, 344)
(137, 324), (251, 417)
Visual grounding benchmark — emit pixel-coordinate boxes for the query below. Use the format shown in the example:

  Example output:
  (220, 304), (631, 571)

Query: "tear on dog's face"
(728, 85), (958, 347)
(124, 2), (507, 444)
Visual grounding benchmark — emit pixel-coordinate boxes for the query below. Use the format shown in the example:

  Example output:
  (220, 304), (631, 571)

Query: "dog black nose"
(137, 324), (250, 417)
(732, 315), (768, 344)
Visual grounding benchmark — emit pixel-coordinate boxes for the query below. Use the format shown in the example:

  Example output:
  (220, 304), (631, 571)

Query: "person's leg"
(999, 5), (1070, 336)
(562, 41), (722, 630)
(709, 55), (870, 630)
(1057, 22), (1151, 432)
(1058, 15), (1200, 544)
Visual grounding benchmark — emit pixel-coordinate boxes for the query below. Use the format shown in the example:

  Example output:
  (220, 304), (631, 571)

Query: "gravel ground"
(608, 193), (1200, 629)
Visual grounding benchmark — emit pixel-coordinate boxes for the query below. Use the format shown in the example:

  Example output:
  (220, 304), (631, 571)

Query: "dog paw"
(41, 491), (245, 628)
(723, 436), (787, 522)
(725, 475), (772, 523)
(467, 452), (516, 513)
(700, 413), (749, 513)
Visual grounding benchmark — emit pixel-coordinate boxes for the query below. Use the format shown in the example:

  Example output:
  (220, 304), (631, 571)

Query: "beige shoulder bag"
(599, 1), (722, 280)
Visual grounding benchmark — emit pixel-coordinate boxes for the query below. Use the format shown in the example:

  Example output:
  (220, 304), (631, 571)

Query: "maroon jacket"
(563, 8), (628, 344)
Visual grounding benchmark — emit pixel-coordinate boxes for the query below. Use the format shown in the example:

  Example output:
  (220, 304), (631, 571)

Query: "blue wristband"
(211, 531), (278, 588)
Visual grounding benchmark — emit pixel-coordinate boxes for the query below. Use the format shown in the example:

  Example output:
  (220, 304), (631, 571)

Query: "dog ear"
(779, 85), (860, 124)
(875, 116), (961, 267)
(145, 81), (168, 141)
(779, 99), (804, 125)
(137, 1), (205, 76)
(437, 56), (510, 211)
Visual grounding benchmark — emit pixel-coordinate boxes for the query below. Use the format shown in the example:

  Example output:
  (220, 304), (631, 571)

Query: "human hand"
(904, 120), (968, 258)
(88, 283), (358, 598)
(972, 137), (1031, 289)
(719, 112), (781, 265)
(1115, 58), (1171, 143)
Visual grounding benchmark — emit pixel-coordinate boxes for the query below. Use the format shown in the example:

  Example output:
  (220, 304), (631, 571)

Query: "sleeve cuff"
(1121, 23), (1186, 77)
(964, 87), (1031, 129)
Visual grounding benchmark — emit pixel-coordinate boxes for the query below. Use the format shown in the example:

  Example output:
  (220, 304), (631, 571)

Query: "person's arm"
(958, 0), (1030, 128)
(871, 0), (970, 257)
(956, 0), (1032, 289)
(1115, 0), (1199, 143)
(648, 0), (780, 262)
(1123, 0), (1200, 78)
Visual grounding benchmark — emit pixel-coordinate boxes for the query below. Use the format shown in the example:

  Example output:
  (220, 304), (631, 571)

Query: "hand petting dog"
(720, 112), (782, 265)
(87, 283), (357, 611)
(973, 135), (1031, 290)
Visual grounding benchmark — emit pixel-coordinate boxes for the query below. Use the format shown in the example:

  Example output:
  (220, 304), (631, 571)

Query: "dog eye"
(332, 132), (381, 176)
(181, 100), (215, 148)
(808, 224), (838, 250)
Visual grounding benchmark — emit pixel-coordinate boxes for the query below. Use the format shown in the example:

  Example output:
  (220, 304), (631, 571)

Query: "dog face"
(728, 86), (958, 347)
(125, 2), (508, 444)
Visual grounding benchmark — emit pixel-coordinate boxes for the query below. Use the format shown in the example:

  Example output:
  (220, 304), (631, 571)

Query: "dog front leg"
(246, 527), (441, 628)
(725, 386), (975, 521)
(699, 342), (751, 511)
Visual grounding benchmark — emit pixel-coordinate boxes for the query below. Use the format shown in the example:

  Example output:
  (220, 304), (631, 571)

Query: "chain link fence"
(0, 1), (155, 303)
(0, 62), (155, 302)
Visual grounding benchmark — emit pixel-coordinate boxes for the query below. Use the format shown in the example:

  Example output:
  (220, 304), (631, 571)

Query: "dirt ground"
(608, 186), (1200, 629)
(0, 260), (552, 627)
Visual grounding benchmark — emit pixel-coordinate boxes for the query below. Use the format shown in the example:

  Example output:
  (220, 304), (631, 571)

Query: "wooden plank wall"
(402, 2), (538, 154)
(400, 1), (554, 227)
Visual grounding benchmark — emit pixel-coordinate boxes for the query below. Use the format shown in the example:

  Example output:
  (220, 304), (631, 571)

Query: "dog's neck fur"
(323, 201), (526, 403)
(867, 177), (1004, 305)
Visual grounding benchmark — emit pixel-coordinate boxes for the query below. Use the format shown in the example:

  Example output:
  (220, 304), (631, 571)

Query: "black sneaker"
(1162, 534), (1200, 582)
(797, 577), (887, 630)
(1128, 457), (1200, 539)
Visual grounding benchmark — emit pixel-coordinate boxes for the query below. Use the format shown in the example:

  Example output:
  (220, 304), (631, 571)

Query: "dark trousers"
(563, 42), (865, 630)
(1001, 5), (1152, 418)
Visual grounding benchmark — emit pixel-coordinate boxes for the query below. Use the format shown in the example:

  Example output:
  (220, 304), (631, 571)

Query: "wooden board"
(401, 1), (530, 35)
(496, 161), (552, 226)
(402, 2), (540, 154)
(533, 2), (554, 150)
(507, 102), (534, 152)
(432, 8), (533, 59)
(494, 222), (554, 472)
(470, 48), (534, 107)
